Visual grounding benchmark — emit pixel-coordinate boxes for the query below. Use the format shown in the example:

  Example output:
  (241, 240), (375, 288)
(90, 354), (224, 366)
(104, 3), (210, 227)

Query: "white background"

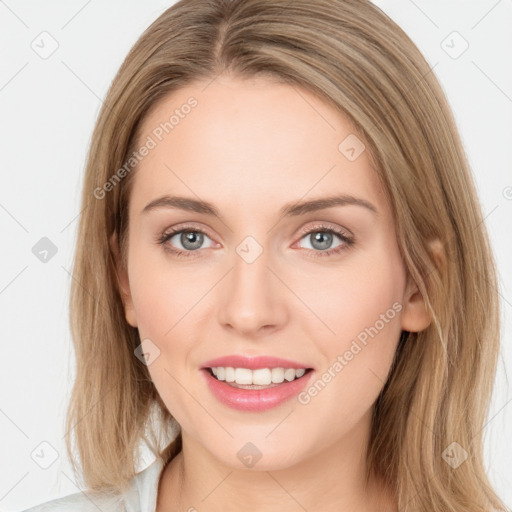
(1, 0), (511, 510)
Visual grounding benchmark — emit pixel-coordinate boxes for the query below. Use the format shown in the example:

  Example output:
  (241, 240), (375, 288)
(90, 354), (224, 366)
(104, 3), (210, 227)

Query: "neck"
(157, 412), (397, 512)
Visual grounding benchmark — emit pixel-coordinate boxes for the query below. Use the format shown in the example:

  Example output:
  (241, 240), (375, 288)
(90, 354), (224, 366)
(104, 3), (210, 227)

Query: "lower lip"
(202, 369), (314, 411)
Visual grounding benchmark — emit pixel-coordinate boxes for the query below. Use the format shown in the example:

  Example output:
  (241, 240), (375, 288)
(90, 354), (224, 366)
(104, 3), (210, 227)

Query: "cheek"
(128, 246), (201, 340)
(302, 234), (405, 349)
(300, 242), (405, 422)
(127, 247), (210, 392)
(312, 273), (403, 386)
(128, 256), (201, 422)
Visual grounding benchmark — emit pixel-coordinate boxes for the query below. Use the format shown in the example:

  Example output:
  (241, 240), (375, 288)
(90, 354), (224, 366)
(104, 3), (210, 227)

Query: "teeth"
(225, 367), (235, 382)
(235, 368), (253, 385)
(284, 368), (295, 381)
(210, 367), (308, 385)
(271, 367), (285, 383)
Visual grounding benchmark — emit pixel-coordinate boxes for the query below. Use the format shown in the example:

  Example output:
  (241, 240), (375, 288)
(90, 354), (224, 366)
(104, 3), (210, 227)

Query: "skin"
(112, 74), (432, 511)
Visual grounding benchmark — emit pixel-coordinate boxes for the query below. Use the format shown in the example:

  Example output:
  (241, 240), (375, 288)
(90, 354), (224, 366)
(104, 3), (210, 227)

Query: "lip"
(201, 366), (315, 412)
(202, 355), (312, 370)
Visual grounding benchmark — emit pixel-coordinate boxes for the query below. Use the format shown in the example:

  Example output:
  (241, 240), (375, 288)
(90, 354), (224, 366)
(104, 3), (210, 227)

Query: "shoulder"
(20, 457), (166, 512)
(19, 490), (124, 512)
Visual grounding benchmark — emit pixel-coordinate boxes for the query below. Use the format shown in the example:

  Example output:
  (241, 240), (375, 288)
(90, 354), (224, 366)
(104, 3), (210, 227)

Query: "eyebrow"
(141, 194), (378, 219)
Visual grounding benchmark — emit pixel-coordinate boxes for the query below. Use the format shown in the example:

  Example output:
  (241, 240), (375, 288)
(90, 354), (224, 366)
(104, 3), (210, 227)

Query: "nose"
(218, 243), (288, 338)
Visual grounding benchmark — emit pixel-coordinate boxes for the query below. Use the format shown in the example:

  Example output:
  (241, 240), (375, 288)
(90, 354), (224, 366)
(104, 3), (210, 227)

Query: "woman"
(23, 0), (508, 510)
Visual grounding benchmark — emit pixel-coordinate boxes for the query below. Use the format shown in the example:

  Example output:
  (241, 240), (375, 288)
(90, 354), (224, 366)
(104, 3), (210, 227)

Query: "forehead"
(129, 75), (387, 219)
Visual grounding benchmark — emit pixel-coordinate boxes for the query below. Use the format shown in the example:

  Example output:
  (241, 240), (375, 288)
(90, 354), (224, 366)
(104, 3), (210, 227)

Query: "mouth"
(201, 364), (315, 411)
(205, 366), (314, 389)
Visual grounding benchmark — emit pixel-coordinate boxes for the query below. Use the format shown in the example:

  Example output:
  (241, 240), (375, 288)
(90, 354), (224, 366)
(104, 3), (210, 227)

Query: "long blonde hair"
(65, 0), (507, 509)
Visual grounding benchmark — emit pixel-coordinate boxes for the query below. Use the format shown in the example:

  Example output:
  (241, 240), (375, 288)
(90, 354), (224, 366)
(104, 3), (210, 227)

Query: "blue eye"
(157, 223), (354, 259)
(157, 227), (215, 258)
(297, 227), (354, 257)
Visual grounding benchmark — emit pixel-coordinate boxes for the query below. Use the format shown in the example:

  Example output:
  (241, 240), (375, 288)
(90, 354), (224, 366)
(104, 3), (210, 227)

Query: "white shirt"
(21, 457), (165, 512)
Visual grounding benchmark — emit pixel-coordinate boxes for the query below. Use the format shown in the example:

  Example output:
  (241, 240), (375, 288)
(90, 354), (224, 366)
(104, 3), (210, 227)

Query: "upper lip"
(202, 355), (313, 370)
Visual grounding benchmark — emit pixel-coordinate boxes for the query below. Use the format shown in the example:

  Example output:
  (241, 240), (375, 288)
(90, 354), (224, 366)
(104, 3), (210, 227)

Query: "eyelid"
(296, 221), (353, 239)
(159, 222), (217, 241)
(160, 220), (352, 241)
(158, 220), (354, 257)
(292, 222), (355, 256)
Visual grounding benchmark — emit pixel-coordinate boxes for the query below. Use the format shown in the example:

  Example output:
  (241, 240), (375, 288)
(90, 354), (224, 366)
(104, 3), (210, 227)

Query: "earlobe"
(110, 232), (138, 328)
(400, 238), (444, 333)
(400, 282), (431, 333)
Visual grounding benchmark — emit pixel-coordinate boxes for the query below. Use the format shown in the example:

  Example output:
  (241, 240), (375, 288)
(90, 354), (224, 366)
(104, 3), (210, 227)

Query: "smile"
(202, 366), (314, 411)
(210, 366), (308, 386)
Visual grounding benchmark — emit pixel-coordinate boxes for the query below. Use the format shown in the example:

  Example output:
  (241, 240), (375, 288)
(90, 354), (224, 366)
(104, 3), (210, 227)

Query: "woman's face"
(114, 74), (430, 471)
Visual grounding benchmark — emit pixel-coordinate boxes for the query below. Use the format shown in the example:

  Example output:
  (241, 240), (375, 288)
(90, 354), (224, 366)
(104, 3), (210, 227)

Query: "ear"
(110, 232), (138, 328)
(400, 238), (444, 333)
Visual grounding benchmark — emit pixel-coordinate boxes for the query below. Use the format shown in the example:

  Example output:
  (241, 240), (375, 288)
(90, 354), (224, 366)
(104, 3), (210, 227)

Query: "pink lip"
(201, 355), (314, 412)
(200, 355), (314, 412)
(202, 355), (312, 370)
(201, 369), (314, 411)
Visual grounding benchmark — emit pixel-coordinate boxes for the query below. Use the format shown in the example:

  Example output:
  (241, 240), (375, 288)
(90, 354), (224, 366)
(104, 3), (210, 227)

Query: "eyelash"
(156, 223), (355, 259)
